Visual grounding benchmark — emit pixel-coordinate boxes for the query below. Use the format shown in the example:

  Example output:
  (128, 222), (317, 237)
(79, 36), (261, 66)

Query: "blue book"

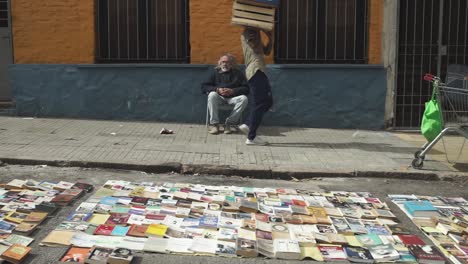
(111, 225), (130, 236)
(403, 201), (439, 217)
(199, 216), (219, 229)
(100, 196), (120, 206)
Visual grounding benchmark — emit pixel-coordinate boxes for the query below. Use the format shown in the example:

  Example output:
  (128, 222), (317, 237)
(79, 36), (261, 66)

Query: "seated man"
(201, 54), (249, 134)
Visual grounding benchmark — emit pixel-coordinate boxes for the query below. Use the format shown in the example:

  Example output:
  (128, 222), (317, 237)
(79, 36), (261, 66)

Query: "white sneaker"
(245, 137), (268, 146)
(238, 124), (250, 135)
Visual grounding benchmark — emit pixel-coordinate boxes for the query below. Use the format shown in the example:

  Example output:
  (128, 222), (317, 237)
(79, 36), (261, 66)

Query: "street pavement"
(0, 165), (467, 264)
(0, 117), (467, 182)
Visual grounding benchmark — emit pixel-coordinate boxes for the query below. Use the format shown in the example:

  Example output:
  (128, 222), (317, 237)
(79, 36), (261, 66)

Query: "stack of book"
(0, 179), (94, 263)
(389, 194), (468, 264)
(41, 180), (453, 262)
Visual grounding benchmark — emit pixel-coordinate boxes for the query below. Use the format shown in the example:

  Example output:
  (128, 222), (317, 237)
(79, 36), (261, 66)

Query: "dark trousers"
(245, 71), (273, 140)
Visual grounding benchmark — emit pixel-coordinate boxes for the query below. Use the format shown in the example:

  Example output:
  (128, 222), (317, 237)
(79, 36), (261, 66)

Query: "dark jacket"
(201, 68), (249, 97)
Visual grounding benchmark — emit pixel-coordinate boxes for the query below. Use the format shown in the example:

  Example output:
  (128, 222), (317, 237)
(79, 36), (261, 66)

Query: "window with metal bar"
(0, 0), (8, 27)
(275, 0), (369, 64)
(96, 0), (190, 63)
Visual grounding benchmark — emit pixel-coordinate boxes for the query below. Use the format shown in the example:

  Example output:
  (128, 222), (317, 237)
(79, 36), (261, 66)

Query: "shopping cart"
(412, 65), (468, 169)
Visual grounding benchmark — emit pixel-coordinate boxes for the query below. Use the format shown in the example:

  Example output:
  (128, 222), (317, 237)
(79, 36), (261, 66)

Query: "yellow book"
(344, 235), (363, 247)
(5, 211), (29, 224)
(129, 187), (145, 197)
(88, 214), (110, 225)
(145, 224), (168, 237)
(300, 245), (323, 261)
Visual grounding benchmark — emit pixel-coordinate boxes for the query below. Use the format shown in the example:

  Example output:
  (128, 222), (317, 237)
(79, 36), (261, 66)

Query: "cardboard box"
(232, 0), (275, 31)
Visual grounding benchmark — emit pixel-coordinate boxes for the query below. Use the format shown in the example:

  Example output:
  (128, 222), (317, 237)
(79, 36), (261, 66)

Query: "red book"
(94, 224), (115, 236)
(398, 235), (426, 245)
(292, 199), (307, 206)
(131, 197), (149, 205)
(255, 213), (269, 222)
(105, 213), (130, 225)
(409, 245), (446, 264)
(145, 214), (167, 221)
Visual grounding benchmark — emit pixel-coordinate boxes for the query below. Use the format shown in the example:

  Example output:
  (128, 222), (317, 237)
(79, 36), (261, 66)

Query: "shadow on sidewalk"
(258, 127), (309, 137)
(267, 142), (420, 154)
(453, 163), (468, 172)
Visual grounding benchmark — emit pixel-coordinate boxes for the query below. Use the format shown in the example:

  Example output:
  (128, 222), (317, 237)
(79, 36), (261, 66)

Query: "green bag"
(421, 83), (443, 141)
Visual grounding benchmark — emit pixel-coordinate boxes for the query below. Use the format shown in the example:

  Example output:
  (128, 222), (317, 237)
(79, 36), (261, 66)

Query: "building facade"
(2, 0), (466, 129)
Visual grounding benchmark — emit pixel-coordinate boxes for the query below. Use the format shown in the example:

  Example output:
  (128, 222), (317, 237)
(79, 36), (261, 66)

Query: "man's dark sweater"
(201, 68), (249, 98)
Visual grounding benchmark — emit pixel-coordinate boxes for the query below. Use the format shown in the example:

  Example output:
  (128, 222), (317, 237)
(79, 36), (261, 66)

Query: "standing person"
(201, 54), (249, 135)
(239, 27), (274, 145)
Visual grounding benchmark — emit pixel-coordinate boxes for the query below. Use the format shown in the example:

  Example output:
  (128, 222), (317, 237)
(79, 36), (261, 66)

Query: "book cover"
(51, 194), (75, 205)
(145, 224), (168, 237)
(13, 222), (38, 235)
(217, 227), (238, 241)
(24, 211), (48, 223)
(59, 246), (92, 263)
(4, 234), (34, 246)
(60, 188), (84, 198)
(86, 246), (113, 263)
(0, 244), (31, 264)
(318, 245), (346, 261)
(236, 238), (258, 258)
(344, 246), (374, 263)
(356, 234), (383, 247)
(404, 200), (439, 217)
(216, 241), (237, 257)
(398, 234), (426, 245)
(54, 181), (75, 190)
(87, 214), (110, 225)
(105, 213), (130, 225)
(72, 182), (94, 193)
(108, 248), (134, 264)
(66, 211), (92, 222)
(40, 230), (75, 246)
(409, 245), (446, 263)
(368, 244), (400, 262)
(93, 224), (115, 236)
(127, 224), (149, 237)
(199, 216), (219, 229)
(111, 226), (130, 236)
(4, 211), (29, 224)
(273, 239), (301, 260)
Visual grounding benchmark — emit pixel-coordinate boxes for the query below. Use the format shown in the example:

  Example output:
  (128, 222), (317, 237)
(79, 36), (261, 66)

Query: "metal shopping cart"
(412, 65), (468, 169)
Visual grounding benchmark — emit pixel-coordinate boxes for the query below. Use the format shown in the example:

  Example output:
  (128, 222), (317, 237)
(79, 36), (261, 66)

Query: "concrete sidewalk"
(0, 116), (466, 180)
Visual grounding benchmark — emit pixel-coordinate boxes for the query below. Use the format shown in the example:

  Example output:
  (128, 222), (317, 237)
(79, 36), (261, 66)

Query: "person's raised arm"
(263, 31), (273, 56)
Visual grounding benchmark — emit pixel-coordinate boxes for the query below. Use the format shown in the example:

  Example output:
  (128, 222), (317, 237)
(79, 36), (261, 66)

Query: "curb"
(1, 157), (465, 183)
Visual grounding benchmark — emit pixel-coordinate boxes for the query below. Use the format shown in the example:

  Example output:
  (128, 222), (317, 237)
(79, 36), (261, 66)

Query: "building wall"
(11, 0), (94, 63)
(11, 0), (382, 65)
(10, 64), (387, 129)
(190, 0), (274, 64)
(368, 0), (383, 64)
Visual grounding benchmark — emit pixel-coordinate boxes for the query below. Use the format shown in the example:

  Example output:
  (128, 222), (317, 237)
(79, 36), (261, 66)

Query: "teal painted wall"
(9, 64), (386, 129)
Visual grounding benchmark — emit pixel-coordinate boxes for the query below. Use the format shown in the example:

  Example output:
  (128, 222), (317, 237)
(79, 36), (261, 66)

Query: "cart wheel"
(414, 150), (425, 159)
(412, 158), (424, 169)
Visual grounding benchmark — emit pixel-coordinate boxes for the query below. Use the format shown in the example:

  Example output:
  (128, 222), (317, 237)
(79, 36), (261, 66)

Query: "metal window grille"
(0, 0), (8, 27)
(395, 0), (468, 128)
(275, 0), (369, 64)
(96, 0), (190, 63)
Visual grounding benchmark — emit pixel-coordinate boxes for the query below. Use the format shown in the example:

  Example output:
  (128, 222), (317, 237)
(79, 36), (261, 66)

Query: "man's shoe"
(208, 125), (219, 134)
(224, 124), (233, 134)
(238, 124), (250, 135)
(245, 136), (268, 146)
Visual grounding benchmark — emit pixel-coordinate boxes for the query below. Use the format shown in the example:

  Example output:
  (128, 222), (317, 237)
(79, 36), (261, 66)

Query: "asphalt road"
(0, 165), (466, 264)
